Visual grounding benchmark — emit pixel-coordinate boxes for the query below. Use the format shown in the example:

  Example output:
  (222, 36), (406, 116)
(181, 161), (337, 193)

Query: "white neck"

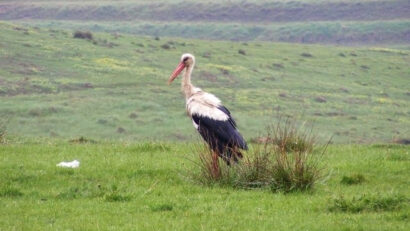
(181, 64), (195, 99)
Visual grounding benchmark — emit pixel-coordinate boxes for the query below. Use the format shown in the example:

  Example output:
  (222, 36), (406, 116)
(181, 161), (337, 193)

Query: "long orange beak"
(168, 62), (185, 85)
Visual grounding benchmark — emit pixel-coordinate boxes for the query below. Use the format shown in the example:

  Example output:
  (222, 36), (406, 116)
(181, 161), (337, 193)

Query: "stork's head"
(168, 53), (195, 85)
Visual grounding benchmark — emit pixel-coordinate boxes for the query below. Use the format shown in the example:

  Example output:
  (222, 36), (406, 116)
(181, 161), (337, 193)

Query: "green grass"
(0, 22), (409, 143)
(329, 193), (408, 213)
(341, 173), (366, 185)
(0, 141), (408, 230)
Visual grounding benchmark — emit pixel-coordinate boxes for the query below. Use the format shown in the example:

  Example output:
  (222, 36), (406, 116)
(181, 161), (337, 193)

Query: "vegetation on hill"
(0, 22), (409, 142)
(1, 0), (409, 22)
(17, 19), (410, 45)
(1, 0), (409, 44)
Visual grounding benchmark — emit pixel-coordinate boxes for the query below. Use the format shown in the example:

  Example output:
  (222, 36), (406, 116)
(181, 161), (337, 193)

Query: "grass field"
(0, 22), (409, 143)
(0, 1), (409, 229)
(0, 141), (409, 230)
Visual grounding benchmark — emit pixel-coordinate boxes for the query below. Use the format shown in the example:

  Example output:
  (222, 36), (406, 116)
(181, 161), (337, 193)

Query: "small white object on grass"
(56, 160), (80, 168)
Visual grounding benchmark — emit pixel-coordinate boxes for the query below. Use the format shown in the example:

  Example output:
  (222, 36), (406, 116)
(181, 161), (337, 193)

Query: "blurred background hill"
(1, 0), (409, 45)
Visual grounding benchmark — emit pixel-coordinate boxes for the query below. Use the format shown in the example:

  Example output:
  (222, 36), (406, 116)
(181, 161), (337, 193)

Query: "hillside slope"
(2, 0), (410, 44)
(1, 0), (409, 22)
(0, 23), (409, 142)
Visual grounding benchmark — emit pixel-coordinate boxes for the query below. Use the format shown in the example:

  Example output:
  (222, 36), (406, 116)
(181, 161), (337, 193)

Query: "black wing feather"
(217, 105), (237, 128)
(192, 107), (247, 150)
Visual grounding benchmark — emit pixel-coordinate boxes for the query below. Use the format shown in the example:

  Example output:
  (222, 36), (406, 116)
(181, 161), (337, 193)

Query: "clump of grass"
(73, 31), (93, 40)
(104, 193), (132, 202)
(129, 143), (171, 152)
(117, 127), (126, 133)
(387, 153), (409, 161)
(190, 118), (326, 193)
(0, 186), (24, 197)
(329, 194), (408, 213)
(314, 96), (327, 103)
(341, 174), (366, 185)
(151, 203), (174, 212)
(301, 52), (313, 58)
(194, 147), (222, 183)
(56, 187), (80, 199)
(270, 149), (322, 193)
(161, 44), (171, 49)
(69, 136), (96, 144)
(103, 184), (132, 202)
(193, 147), (272, 188)
(269, 118), (316, 153)
(268, 119), (324, 192)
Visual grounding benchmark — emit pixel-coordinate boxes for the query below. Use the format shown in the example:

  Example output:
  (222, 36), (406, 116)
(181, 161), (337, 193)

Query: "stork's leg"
(212, 151), (221, 178)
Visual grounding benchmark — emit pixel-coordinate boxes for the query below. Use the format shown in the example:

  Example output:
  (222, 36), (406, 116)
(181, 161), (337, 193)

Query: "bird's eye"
(183, 57), (189, 62)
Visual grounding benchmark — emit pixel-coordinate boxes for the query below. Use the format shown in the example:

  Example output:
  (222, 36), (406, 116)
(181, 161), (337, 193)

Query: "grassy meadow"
(0, 1), (409, 229)
(0, 22), (409, 143)
(0, 142), (409, 230)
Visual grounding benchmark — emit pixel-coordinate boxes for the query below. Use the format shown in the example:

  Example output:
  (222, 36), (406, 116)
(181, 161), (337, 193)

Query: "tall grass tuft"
(190, 118), (327, 193)
(269, 117), (316, 153)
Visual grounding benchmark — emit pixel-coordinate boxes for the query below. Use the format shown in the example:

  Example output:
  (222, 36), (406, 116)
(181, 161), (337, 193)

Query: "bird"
(168, 53), (248, 167)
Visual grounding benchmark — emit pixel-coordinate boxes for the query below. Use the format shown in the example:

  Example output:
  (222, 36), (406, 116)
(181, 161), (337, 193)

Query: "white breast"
(186, 91), (228, 121)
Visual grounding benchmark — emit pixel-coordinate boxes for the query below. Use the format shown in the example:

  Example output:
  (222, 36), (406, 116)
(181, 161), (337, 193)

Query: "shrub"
(238, 49), (246, 55)
(73, 31), (93, 40)
(190, 118), (327, 193)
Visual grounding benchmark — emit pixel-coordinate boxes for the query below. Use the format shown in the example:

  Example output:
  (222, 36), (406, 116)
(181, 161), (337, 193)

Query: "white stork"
(168, 53), (248, 166)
